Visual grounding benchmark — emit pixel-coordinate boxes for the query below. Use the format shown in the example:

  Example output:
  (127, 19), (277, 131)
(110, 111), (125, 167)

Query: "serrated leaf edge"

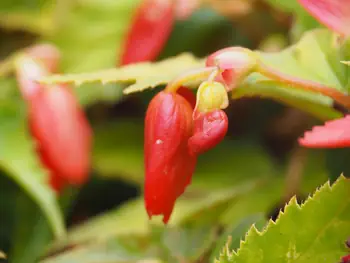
(214, 175), (348, 262)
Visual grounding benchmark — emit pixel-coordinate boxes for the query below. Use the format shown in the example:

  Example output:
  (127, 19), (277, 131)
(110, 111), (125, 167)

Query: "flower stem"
(165, 66), (217, 92)
(258, 63), (350, 109)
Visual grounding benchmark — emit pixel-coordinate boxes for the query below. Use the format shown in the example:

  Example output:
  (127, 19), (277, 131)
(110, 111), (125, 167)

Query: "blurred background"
(0, 0), (348, 262)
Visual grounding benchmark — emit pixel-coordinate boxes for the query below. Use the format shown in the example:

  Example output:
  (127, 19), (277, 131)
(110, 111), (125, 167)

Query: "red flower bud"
(120, 0), (174, 65)
(206, 47), (258, 90)
(188, 110), (228, 155)
(29, 85), (92, 187)
(299, 115), (350, 148)
(15, 56), (92, 192)
(144, 88), (196, 223)
(341, 254), (350, 263)
(297, 0), (350, 37)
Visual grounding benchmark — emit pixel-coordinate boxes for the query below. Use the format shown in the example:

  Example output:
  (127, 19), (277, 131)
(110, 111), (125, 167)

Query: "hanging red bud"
(120, 0), (175, 65)
(299, 115), (350, 148)
(188, 110), (228, 155)
(297, 0), (350, 37)
(15, 55), (92, 192)
(206, 47), (258, 90)
(144, 88), (196, 223)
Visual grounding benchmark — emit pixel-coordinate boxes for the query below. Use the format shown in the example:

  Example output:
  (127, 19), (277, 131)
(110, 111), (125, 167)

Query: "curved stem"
(165, 66), (217, 92)
(258, 63), (350, 109)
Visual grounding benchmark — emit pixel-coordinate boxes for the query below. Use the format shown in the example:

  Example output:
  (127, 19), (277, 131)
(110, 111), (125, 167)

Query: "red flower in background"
(299, 115), (350, 148)
(15, 47), (92, 193)
(120, 0), (175, 65)
(297, 0), (350, 36)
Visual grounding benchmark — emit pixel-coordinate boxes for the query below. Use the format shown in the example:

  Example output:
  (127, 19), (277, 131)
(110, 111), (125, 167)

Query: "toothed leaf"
(39, 54), (204, 94)
(216, 176), (350, 263)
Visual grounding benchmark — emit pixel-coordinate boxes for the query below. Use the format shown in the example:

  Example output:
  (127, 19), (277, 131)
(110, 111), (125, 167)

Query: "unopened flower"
(299, 115), (350, 148)
(145, 81), (229, 223)
(120, 0), (175, 65)
(206, 47), (258, 90)
(144, 87), (196, 223)
(15, 52), (92, 193)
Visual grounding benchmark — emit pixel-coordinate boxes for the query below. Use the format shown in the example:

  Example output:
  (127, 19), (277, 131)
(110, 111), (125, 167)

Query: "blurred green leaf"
(10, 194), (52, 263)
(326, 148), (350, 183)
(161, 225), (217, 262)
(216, 176), (350, 263)
(47, 185), (255, 253)
(264, 0), (321, 40)
(48, 0), (141, 72)
(0, 0), (55, 35)
(0, 97), (65, 238)
(41, 234), (161, 263)
(221, 149), (329, 227)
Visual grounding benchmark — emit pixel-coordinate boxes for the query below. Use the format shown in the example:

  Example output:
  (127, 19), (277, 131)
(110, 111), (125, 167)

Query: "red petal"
(188, 110), (228, 155)
(120, 0), (174, 65)
(48, 173), (67, 194)
(298, 0), (350, 36)
(299, 115), (350, 148)
(144, 90), (196, 223)
(177, 86), (196, 109)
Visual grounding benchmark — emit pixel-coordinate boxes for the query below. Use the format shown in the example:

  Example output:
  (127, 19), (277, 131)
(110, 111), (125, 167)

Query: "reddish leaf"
(299, 115), (350, 148)
(298, 0), (350, 36)
(120, 0), (175, 65)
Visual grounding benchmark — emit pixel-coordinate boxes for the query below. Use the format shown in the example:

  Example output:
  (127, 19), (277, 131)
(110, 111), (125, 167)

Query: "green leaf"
(216, 175), (350, 263)
(234, 29), (349, 120)
(41, 234), (161, 263)
(9, 193), (52, 263)
(161, 224), (217, 262)
(233, 81), (342, 120)
(48, 0), (142, 72)
(46, 185), (254, 254)
(260, 30), (349, 92)
(264, 0), (321, 40)
(0, 0), (55, 35)
(39, 53), (204, 92)
(0, 99), (65, 238)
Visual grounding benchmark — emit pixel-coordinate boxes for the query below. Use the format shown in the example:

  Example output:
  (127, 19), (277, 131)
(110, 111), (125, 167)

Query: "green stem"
(258, 63), (350, 109)
(165, 66), (217, 92)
